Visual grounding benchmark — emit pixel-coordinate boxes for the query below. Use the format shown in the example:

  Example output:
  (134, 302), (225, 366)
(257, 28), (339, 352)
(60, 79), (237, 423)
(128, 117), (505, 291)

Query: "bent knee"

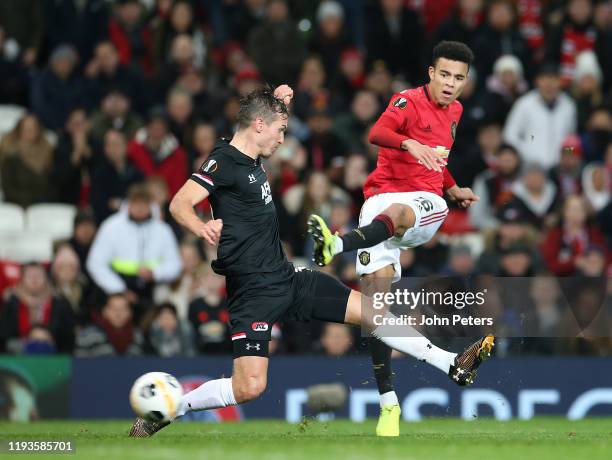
(233, 376), (267, 403)
(382, 203), (415, 236)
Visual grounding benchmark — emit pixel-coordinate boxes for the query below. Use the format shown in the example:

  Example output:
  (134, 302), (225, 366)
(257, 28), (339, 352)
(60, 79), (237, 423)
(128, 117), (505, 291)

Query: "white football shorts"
(356, 191), (449, 283)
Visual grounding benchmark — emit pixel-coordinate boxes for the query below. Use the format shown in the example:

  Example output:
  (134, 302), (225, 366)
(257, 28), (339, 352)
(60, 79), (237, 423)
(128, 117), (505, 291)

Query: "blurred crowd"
(0, 0), (611, 358)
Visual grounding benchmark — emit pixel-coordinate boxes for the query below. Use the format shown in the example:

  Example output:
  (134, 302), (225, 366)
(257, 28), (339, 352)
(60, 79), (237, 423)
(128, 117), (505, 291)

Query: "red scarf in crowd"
(17, 298), (53, 337)
(98, 317), (135, 354)
(560, 25), (596, 86)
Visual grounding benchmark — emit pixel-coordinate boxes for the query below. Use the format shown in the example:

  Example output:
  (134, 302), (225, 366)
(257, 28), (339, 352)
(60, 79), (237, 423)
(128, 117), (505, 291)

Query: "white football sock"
(332, 235), (343, 255)
(372, 313), (457, 374)
(177, 377), (237, 417)
(380, 391), (399, 408)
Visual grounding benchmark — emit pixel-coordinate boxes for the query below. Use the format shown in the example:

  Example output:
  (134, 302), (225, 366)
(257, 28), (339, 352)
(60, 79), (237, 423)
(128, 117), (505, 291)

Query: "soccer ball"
(129, 372), (184, 423)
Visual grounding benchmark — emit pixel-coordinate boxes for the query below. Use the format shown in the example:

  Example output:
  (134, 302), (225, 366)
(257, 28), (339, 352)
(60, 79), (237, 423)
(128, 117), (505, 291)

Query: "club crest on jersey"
(451, 121), (457, 140)
(203, 159), (218, 173)
(252, 322), (269, 331)
(392, 97), (408, 109)
(359, 251), (370, 266)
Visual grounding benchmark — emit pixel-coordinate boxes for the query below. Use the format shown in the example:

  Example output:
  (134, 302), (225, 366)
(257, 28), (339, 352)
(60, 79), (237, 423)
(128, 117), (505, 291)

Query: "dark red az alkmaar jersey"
(364, 85), (463, 199)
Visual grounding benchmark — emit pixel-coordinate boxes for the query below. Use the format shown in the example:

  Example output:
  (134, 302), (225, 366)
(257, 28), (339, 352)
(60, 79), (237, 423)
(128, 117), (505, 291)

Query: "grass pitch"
(1, 418), (611, 460)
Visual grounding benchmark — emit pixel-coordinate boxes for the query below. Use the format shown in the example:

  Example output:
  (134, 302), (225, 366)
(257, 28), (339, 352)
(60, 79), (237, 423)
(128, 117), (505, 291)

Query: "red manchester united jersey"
(364, 85), (463, 199)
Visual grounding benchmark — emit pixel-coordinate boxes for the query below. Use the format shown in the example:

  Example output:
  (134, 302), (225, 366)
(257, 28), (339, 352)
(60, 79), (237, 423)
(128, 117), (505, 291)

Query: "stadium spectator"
(331, 48), (366, 103)
(0, 26), (29, 105)
(413, 234), (451, 276)
(22, 325), (57, 355)
(453, 68), (489, 152)
(232, 64), (262, 98)
(441, 244), (476, 277)
(75, 293), (143, 356)
(154, 240), (207, 320)
(341, 153), (369, 214)
(51, 244), (91, 325)
(575, 245), (608, 278)
(571, 50), (604, 131)
(332, 90), (381, 154)
(448, 121), (502, 190)
(470, 143), (522, 230)
(154, 34), (208, 108)
(189, 122), (216, 169)
(142, 302), (195, 357)
(188, 267), (231, 354)
(151, 0), (207, 71)
(90, 129), (144, 223)
(477, 201), (542, 275)
(503, 63), (577, 171)
(363, 61), (394, 107)
(69, 210), (98, 272)
(108, 0), (154, 77)
(316, 323), (355, 356)
(166, 87), (195, 149)
(431, 0), (484, 49)
(581, 107), (611, 163)
(127, 108), (188, 197)
(365, 0), (425, 85)
(558, 284), (612, 355)
(581, 162), (610, 212)
(0, 0), (44, 68)
(550, 134), (584, 201)
(0, 114), (56, 207)
(89, 89), (143, 145)
(509, 163), (558, 228)
(86, 184), (182, 308)
(145, 175), (183, 238)
(498, 243), (536, 276)
(221, 0), (267, 43)
(282, 171), (350, 255)
(214, 94), (241, 139)
(310, 1), (352, 82)
(84, 41), (144, 114)
(52, 108), (93, 205)
(472, 0), (532, 88)
(522, 273), (567, 355)
(293, 56), (336, 121)
(545, 0), (612, 88)
(0, 263), (75, 354)
(246, 0), (306, 86)
(540, 194), (609, 276)
(30, 44), (84, 131)
(483, 55), (529, 125)
(42, 0), (110, 65)
(302, 107), (346, 172)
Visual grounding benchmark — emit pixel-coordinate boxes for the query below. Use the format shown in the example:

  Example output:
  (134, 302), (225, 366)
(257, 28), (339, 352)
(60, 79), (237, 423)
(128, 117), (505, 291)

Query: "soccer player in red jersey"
(309, 41), (482, 436)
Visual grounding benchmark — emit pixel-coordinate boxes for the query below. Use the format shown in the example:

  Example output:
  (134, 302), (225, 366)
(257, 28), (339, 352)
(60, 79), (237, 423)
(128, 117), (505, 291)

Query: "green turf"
(1, 418), (611, 460)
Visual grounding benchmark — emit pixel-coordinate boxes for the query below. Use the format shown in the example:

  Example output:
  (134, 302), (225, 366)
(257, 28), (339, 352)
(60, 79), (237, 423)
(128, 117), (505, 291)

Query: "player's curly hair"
(237, 85), (289, 129)
(432, 41), (474, 68)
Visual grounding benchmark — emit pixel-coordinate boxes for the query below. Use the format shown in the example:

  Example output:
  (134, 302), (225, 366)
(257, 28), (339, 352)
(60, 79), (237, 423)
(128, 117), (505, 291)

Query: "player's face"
(428, 58), (469, 106)
(258, 113), (288, 158)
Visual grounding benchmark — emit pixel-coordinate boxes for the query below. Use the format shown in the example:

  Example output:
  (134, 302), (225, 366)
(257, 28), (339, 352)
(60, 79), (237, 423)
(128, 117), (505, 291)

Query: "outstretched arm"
(170, 180), (223, 245)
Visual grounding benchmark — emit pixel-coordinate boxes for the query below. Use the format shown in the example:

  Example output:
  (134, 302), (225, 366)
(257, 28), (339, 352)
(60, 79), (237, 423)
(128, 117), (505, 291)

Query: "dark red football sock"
(340, 214), (395, 252)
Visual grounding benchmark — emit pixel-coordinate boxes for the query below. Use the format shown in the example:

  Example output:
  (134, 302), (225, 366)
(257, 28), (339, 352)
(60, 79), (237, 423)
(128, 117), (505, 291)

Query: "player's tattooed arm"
(446, 185), (480, 209)
(170, 180), (223, 245)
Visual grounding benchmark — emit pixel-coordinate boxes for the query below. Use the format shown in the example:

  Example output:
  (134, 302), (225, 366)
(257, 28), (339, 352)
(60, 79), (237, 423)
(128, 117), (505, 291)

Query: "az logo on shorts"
(359, 251), (370, 265)
(251, 322), (269, 331)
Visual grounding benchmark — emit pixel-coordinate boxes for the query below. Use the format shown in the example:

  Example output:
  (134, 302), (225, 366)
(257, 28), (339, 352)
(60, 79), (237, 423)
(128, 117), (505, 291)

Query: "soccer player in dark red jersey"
(309, 41), (483, 436)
